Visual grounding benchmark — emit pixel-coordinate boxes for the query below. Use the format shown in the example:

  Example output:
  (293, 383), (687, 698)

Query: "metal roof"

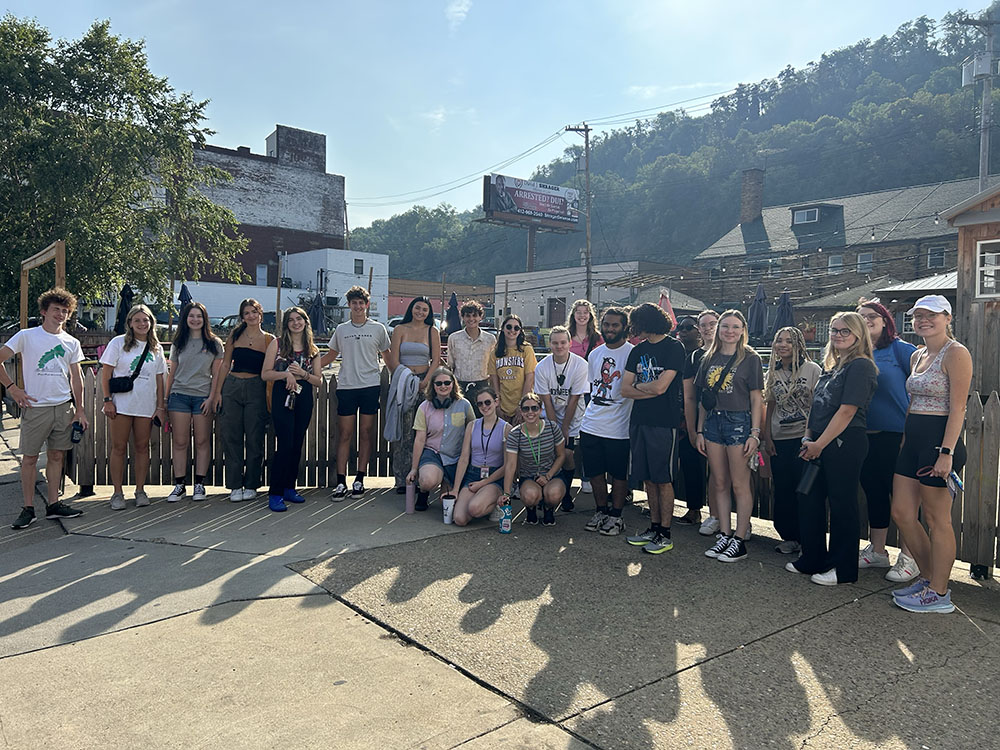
(876, 271), (957, 294)
(798, 276), (898, 309)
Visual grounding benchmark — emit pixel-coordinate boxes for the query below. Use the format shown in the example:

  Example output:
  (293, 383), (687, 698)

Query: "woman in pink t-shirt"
(567, 299), (602, 360)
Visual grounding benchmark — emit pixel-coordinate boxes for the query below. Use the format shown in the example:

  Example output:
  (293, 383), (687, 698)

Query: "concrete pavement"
(0, 423), (997, 749)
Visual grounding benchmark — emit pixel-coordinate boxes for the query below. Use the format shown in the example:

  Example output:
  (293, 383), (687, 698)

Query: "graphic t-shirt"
(330, 319), (391, 390)
(808, 357), (878, 437)
(626, 336), (686, 427)
(100, 335), (168, 418)
(766, 359), (822, 440)
(533, 353), (589, 437)
(488, 344), (537, 416)
(695, 351), (765, 412)
(580, 342), (634, 440)
(5, 327), (84, 406)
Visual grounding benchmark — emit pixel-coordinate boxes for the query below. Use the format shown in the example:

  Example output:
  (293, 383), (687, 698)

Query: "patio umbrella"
(113, 284), (134, 334)
(179, 283), (193, 307)
(769, 291), (796, 339)
(445, 292), (461, 335)
(309, 293), (327, 336)
(747, 283), (768, 341)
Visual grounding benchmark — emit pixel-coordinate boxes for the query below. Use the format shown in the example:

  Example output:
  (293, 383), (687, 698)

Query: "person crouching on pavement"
(501, 392), (566, 527)
(452, 386), (510, 526)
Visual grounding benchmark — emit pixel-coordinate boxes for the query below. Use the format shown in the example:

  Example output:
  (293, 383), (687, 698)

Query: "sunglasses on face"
(476, 398), (493, 407)
(829, 327), (853, 337)
(505, 324), (521, 332)
(520, 404), (540, 412)
(433, 380), (452, 387)
(677, 324), (696, 331)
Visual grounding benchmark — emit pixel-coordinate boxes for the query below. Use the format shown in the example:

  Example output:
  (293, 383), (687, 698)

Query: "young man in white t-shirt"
(321, 285), (392, 499)
(579, 308), (634, 536)
(0, 288), (88, 529)
(534, 326), (588, 512)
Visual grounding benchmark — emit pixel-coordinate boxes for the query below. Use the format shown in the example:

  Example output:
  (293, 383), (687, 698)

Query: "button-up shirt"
(447, 328), (496, 382)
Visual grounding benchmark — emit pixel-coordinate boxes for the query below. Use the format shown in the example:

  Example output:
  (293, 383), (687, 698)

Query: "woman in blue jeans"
(695, 310), (764, 563)
(261, 307), (323, 512)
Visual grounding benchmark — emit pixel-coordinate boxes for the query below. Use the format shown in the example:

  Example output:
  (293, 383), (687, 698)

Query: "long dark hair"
(278, 306), (319, 359)
(495, 314), (526, 357)
(229, 298), (263, 344)
(401, 296), (435, 326)
(857, 298), (898, 350)
(173, 301), (220, 356)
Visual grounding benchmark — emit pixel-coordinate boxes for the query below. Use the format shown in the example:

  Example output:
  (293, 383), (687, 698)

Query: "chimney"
(740, 168), (764, 224)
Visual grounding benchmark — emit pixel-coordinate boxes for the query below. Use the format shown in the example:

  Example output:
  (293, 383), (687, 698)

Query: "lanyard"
(479, 417), (498, 460)
(523, 422), (543, 467)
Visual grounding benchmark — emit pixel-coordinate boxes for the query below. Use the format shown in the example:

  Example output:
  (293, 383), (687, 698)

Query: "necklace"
(350, 318), (368, 328)
(555, 356), (570, 387)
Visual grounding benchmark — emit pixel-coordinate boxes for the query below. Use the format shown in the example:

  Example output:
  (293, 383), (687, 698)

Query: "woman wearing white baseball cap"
(891, 294), (972, 614)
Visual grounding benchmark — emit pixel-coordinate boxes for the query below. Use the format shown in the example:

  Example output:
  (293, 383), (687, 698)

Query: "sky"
(3, 0), (982, 228)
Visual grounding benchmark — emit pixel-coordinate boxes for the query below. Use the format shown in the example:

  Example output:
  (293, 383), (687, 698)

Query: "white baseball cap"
(906, 294), (952, 315)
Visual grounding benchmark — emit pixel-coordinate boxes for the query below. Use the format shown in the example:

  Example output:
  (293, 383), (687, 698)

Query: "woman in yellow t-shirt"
(489, 314), (536, 423)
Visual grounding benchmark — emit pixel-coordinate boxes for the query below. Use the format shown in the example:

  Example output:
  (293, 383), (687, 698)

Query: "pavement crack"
(65, 530), (267, 557)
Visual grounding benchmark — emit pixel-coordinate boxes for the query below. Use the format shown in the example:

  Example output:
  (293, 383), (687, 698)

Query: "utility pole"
(960, 13), (1000, 192)
(566, 123), (592, 300)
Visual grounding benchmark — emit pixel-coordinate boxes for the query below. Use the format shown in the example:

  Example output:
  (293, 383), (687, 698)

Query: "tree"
(0, 16), (247, 315)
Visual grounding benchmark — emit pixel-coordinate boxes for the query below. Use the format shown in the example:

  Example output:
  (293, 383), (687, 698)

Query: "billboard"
(483, 173), (580, 229)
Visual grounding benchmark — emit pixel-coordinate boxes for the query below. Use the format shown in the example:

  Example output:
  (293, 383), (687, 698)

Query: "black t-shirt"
(625, 336), (687, 427)
(684, 347), (706, 380)
(807, 357), (878, 436)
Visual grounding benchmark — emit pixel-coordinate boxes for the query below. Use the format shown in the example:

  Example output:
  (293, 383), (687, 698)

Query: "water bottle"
(499, 495), (512, 534)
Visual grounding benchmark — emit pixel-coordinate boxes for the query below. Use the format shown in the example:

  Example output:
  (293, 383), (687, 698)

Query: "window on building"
(902, 312), (915, 334)
(927, 246), (946, 270)
(354, 258), (364, 275)
(709, 267), (721, 281)
(827, 254), (843, 274)
(256, 264), (268, 287)
(815, 319), (830, 344)
(977, 239), (1000, 297)
(793, 208), (819, 225)
(856, 252), (873, 273)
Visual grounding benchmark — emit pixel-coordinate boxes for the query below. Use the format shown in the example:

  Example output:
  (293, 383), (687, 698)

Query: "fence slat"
(961, 394), (983, 562)
(980, 392), (1000, 568)
(328, 377), (339, 487)
(76, 367), (97, 488)
(317, 378), (328, 490)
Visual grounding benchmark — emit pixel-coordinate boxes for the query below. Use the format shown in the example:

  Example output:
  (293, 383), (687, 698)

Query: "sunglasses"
(476, 398), (493, 407)
(520, 404), (540, 412)
(677, 324), (696, 331)
(504, 324), (521, 332)
(433, 380), (453, 387)
(829, 327), (853, 337)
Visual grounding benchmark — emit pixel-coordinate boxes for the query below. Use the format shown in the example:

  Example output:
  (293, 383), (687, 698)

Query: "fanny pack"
(699, 351), (739, 412)
(108, 339), (151, 393)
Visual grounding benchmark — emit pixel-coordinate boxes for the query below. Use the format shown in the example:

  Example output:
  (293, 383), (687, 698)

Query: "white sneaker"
(489, 506), (502, 522)
(230, 488), (245, 503)
(584, 510), (607, 532)
(166, 484), (185, 503)
(859, 542), (891, 568)
(243, 488), (257, 501)
(580, 480), (593, 494)
(192, 483), (208, 501)
(885, 553), (920, 583)
(811, 568), (839, 586)
(699, 516), (720, 536)
(109, 492), (126, 511)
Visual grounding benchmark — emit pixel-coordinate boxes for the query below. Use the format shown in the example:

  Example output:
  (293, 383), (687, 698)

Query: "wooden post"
(440, 272), (446, 319)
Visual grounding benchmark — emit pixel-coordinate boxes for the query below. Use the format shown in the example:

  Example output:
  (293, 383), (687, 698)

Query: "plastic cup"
(405, 482), (417, 514)
(441, 493), (456, 524)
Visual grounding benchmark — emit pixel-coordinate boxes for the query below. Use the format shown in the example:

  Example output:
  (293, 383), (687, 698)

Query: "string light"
(934, 213), (940, 225)
(870, 227), (876, 241)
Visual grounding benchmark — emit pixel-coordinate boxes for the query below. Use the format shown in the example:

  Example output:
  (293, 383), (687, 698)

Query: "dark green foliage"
(354, 7), (999, 281)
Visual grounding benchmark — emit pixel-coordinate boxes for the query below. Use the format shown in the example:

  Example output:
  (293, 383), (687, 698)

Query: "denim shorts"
(418, 447), (458, 486)
(167, 392), (208, 414)
(461, 464), (504, 490)
(703, 410), (752, 446)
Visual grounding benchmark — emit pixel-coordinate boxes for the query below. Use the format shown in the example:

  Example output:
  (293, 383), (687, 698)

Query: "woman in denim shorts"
(452, 386), (510, 526)
(695, 310), (764, 563)
(165, 301), (224, 502)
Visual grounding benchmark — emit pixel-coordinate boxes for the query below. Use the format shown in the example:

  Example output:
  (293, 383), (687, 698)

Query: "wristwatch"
(938, 446), (953, 455)
(103, 396), (113, 403)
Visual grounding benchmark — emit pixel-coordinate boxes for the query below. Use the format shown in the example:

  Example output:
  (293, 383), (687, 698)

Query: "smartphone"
(152, 415), (162, 427)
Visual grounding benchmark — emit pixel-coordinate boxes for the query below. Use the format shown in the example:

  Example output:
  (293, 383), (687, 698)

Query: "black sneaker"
(11, 506), (36, 530)
(716, 536), (748, 563)
(524, 507), (538, 525)
(351, 480), (365, 497)
(415, 491), (429, 511)
(559, 498), (575, 513)
(542, 507), (556, 526)
(45, 501), (82, 520)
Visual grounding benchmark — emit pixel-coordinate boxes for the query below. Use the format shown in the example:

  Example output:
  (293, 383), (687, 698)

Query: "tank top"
(399, 340), (431, 368)
(470, 417), (508, 467)
(231, 347), (266, 375)
(907, 339), (954, 413)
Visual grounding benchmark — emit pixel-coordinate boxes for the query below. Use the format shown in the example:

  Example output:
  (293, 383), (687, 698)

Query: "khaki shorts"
(20, 401), (75, 456)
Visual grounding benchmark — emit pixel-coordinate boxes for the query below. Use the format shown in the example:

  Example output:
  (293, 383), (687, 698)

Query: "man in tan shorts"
(0, 288), (89, 529)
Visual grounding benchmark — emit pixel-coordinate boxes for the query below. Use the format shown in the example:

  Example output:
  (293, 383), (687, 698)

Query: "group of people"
(1, 286), (972, 614)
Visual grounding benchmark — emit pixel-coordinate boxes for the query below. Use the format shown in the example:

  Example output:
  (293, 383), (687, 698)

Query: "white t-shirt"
(99, 336), (168, 418)
(5, 327), (83, 406)
(329, 319), (391, 390)
(534, 352), (589, 437)
(580, 342), (634, 440)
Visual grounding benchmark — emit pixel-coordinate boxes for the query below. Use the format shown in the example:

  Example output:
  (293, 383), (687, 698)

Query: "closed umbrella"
(746, 283), (768, 343)
(179, 283), (193, 307)
(769, 291), (796, 338)
(309, 293), (327, 336)
(445, 292), (461, 336)
(113, 284), (135, 334)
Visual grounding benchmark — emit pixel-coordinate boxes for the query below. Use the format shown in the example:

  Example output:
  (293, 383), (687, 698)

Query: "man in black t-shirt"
(620, 304), (686, 553)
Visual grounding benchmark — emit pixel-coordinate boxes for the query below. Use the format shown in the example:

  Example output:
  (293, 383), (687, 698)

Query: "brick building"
(194, 125), (346, 287)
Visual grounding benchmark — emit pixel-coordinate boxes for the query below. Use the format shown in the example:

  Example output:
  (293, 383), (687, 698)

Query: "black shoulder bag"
(108, 339), (152, 393)
(699, 351), (739, 412)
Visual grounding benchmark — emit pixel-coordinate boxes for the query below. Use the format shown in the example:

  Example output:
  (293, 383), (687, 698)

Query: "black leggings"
(770, 438), (803, 542)
(677, 431), (705, 510)
(859, 431), (902, 529)
(797, 428), (868, 582)
(268, 380), (314, 497)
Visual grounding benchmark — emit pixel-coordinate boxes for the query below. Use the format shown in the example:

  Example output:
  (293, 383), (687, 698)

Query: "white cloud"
(419, 105), (478, 134)
(445, 0), (472, 33)
(625, 82), (731, 100)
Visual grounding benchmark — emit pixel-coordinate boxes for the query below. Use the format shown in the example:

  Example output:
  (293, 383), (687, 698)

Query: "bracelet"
(750, 427), (761, 434)
(749, 435), (760, 442)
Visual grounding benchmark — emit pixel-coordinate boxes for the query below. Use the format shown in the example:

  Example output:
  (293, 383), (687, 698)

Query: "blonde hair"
(548, 325), (571, 343)
(124, 305), (161, 352)
(823, 312), (875, 371)
(764, 326), (808, 404)
(701, 309), (754, 370)
(422, 366), (463, 402)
